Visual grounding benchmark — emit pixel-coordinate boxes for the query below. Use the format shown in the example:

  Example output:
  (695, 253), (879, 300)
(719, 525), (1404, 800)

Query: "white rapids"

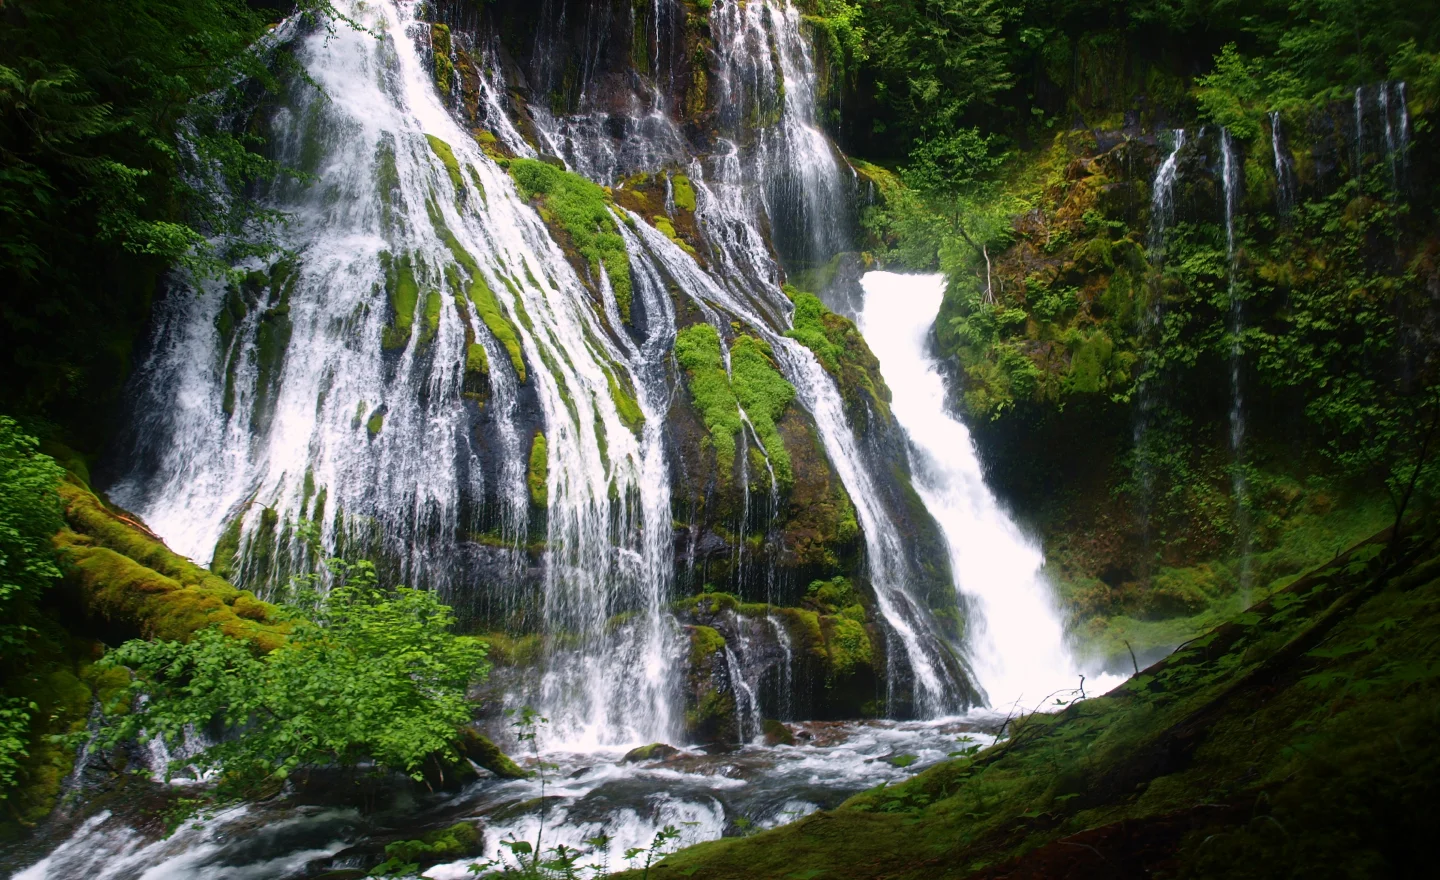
(857, 272), (1120, 711)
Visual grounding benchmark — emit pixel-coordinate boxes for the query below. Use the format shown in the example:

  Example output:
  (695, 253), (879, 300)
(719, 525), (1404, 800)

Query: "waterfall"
(109, 0), (682, 749)
(620, 215), (972, 716)
(1270, 111), (1296, 214)
(104, 0), (972, 743)
(1221, 129), (1253, 595)
(857, 273), (1111, 709)
(1354, 86), (1366, 170)
(709, 0), (854, 273)
(1147, 129), (1186, 259)
(1131, 128), (1187, 560)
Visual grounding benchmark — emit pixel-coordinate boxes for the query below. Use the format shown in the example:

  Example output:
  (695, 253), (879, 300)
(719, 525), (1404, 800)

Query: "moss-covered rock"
(784, 292), (891, 429)
(683, 624), (736, 743)
(621, 742), (681, 763)
(372, 820), (480, 874)
(55, 482), (288, 651)
(508, 158), (634, 322)
(527, 431), (548, 507)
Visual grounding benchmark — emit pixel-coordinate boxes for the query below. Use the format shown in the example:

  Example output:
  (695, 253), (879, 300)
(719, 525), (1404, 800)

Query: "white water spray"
(857, 273), (1113, 710)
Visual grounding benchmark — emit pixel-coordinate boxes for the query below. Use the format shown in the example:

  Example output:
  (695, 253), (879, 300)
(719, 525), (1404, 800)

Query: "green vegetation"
(433, 220), (528, 381)
(674, 324), (797, 489)
(509, 158), (635, 322)
(0, 419), (64, 798)
(785, 292), (890, 425)
(729, 337), (795, 487)
(0, 0), (354, 448)
(528, 431), (549, 507)
(425, 133), (466, 197)
(99, 559), (490, 791)
(381, 252), (422, 350)
(674, 324), (743, 478)
(374, 821), (481, 876)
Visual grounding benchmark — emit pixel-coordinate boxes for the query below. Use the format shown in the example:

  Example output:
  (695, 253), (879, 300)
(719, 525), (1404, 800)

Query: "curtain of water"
(110, 0), (681, 748)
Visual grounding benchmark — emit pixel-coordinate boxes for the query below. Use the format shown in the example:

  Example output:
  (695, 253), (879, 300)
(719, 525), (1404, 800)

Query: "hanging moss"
(424, 133), (465, 197)
(429, 24), (454, 97)
(820, 614), (873, 677)
(670, 173), (697, 212)
(729, 335), (795, 488)
(419, 289), (443, 347)
(381, 251), (421, 350)
(366, 408), (385, 435)
(674, 323), (742, 480)
(785, 292), (892, 425)
(688, 624), (727, 666)
(55, 482), (288, 652)
(465, 341), (489, 377)
(603, 365), (645, 433)
(527, 432), (548, 507)
(507, 158), (634, 322)
(430, 217), (527, 382)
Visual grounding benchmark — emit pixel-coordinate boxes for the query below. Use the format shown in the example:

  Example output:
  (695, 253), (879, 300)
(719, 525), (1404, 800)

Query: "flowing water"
(19, 1), (1127, 874)
(15, 719), (999, 880)
(1220, 129), (1253, 595)
(857, 273), (1117, 710)
(1270, 111), (1296, 214)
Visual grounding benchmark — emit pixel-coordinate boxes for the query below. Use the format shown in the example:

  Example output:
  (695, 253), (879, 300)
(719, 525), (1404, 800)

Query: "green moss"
(483, 631), (543, 666)
(55, 482), (287, 652)
(420, 289), (443, 347)
(603, 366), (645, 433)
(456, 728), (527, 779)
(819, 614), (872, 677)
(433, 225), (527, 381)
(424, 133), (465, 196)
(729, 336), (795, 488)
(670, 173), (697, 212)
(806, 576), (860, 613)
(210, 510), (245, 580)
(675, 324), (742, 480)
(527, 432), (548, 507)
(366, 409), (384, 435)
(381, 252), (421, 350)
(465, 341), (489, 377)
(643, 533), (1440, 880)
(375, 820), (480, 873)
(688, 624), (726, 666)
(507, 158), (633, 322)
(785, 293), (890, 424)
(429, 24), (454, 97)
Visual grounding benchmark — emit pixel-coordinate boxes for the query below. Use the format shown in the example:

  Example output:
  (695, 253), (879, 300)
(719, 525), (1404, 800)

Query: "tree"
(0, 416), (65, 794)
(99, 560), (491, 791)
(903, 128), (1018, 302)
(0, 417), (64, 659)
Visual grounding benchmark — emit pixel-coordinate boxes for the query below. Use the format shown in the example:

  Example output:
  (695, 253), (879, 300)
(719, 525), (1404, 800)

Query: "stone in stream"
(620, 742), (681, 763)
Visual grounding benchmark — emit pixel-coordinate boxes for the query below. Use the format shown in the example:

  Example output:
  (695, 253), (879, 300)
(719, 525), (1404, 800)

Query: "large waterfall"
(104, 0), (967, 743)
(15, 2), (1122, 875)
(857, 273), (1110, 710)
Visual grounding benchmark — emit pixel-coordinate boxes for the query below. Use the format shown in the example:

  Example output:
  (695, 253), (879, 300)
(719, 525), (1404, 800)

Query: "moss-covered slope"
(636, 529), (1440, 879)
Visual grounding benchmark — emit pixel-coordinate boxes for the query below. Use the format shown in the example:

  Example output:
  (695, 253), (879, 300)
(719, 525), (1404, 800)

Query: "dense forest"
(2, 0), (1438, 877)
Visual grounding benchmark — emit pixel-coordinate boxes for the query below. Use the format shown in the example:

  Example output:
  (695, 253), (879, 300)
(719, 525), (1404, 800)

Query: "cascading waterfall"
(1355, 86), (1366, 170)
(1221, 129), (1253, 595)
(1132, 128), (1187, 556)
(1270, 111), (1296, 214)
(108, 0), (970, 748)
(1147, 129), (1186, 257)
(708, 0), (854, 273)
(857, 273), (1114, 709)
(619, 214), (971, 715)
(109, 0), (681, 748)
